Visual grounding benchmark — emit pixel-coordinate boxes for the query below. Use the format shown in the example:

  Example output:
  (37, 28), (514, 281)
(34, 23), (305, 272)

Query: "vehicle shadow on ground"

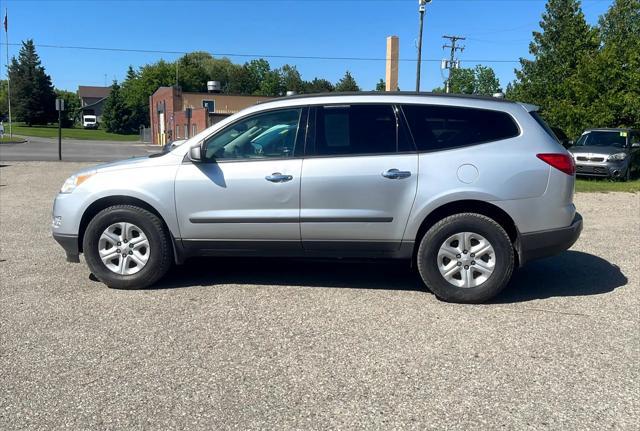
(493, 251), (627, 303)
(152, 250), (627, 303)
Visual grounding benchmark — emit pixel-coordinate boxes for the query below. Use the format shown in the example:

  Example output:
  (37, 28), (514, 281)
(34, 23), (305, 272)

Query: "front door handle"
(265, 172), (293, 183)
(382, 169), (412, 179)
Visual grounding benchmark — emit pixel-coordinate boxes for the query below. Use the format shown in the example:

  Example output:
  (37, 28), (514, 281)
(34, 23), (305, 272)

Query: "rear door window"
(401, 104), (520, 151)
(308, 104), (412, 156)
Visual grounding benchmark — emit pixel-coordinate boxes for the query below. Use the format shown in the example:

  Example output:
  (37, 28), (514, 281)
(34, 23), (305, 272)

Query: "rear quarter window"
(401, 104), (520, 151)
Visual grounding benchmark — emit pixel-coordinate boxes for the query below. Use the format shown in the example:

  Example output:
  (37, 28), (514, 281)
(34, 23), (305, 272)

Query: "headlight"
(60, 171), (96, 193)
(607, 153), (627, 161)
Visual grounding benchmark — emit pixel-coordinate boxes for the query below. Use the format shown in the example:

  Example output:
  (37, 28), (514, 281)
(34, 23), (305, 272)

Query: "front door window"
(203, 109), (302, 161)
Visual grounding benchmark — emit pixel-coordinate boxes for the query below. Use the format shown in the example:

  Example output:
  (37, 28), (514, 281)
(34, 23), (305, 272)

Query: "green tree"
(474, 66), (501, 95)
(54, 89), (80, 128)
(257, 69), (285, 96)
(7, 40), (57, 125)
(303, 78), (334, 93)
(176, 52), (210, 92)
(375, 79), (386, 91)
(119, 60), (175, 128)
(575, 0), (640, 129)
(433, 65), (500, 95)
(280, 65), (304, 93)
(448, 68), (476, 94)
(102, 81), (133, 134)
(335, 71), (360, 92)
(0, 80), (8, 120)
(507, 0), (598, 136)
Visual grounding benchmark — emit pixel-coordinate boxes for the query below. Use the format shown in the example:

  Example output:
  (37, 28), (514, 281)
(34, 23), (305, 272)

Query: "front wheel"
(83, 205), (173, 289)
(416, 213), (514, 303)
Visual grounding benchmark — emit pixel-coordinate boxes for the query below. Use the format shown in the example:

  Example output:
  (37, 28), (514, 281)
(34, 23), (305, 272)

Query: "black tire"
(416, 213), (514, 304)
(621, 166), (631, 182)
(83, 205), (173, 289)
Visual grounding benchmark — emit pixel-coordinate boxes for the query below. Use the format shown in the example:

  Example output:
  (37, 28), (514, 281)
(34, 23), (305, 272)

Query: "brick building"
(149, 86), (272, 145)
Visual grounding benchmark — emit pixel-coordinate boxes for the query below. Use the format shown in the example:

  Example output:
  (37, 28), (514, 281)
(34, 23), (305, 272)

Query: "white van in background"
(82, 115), (98, 129)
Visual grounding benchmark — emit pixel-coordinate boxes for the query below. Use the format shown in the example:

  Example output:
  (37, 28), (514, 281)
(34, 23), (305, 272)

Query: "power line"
(442, 35), (466, 93)
(5, 42), (520, 64)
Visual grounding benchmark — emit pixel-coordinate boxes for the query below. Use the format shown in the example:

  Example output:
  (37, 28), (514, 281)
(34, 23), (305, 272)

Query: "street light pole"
(415, 0), (431, 92)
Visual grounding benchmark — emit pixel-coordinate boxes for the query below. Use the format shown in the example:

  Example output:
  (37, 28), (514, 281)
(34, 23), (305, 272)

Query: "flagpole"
(4, 8), (12, 138)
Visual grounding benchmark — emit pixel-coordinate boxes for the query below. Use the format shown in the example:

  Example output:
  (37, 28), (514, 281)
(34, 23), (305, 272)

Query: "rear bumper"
(53, 233), (80, 263)
(517, 213), (583, 266)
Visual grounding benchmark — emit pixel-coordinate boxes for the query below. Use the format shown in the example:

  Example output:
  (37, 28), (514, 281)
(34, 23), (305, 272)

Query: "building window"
(176, 125), (180, 139)
(184, 124), (188, 138)
(192, 124), (197, 136)
(203, 100), (215, 113)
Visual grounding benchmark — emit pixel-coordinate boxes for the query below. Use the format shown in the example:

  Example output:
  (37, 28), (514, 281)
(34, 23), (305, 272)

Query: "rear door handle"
(265, 172), (293, 183)
(382, 169), (412, 179)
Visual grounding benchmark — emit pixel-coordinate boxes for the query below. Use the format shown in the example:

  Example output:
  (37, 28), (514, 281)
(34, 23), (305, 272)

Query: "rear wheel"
(83, 205), (173, 289)
(416, 213), (514, 303)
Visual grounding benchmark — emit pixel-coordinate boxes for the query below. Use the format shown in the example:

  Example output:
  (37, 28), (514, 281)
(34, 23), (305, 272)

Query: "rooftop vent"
(207, 81), (222, 93)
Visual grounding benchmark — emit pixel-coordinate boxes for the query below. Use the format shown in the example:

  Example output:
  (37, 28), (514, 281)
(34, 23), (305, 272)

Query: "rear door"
(300, 104), (418, 253)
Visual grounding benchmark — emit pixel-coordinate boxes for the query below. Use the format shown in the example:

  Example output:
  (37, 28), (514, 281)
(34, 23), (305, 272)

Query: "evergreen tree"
(7, 40), (57, 125)
(102, 81), (133, 134)
(121, 66), (147, 129)
(507, 0), (598, 136)
(335, 71), (360, 92)
(375, 79), (386, 91)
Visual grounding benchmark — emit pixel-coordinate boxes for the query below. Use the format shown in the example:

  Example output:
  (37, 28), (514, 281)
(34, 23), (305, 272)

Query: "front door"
(175, 108), (306, 250)
(300, 104), (418, 252)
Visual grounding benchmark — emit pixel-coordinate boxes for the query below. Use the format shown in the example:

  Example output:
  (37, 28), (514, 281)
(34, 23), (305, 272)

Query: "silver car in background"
(52, 93), (582, 303)
(569, 128), (640, 181)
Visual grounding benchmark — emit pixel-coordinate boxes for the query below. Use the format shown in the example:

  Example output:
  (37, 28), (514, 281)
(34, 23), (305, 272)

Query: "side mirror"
(188, 143), (203, 162)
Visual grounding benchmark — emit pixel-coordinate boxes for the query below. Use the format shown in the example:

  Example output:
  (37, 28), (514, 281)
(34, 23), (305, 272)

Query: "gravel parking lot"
(1, 162), (638, 430)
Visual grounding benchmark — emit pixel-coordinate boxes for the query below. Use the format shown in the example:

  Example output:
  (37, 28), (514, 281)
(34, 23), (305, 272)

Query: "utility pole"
(415, 0), (432, 92)
(4, 8), (12, 138)
(442, 35), (465, 93)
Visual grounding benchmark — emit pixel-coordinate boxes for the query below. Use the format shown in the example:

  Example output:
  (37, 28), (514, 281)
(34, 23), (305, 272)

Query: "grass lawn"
(576, 178), (640, 193)
(11, 124), (139, 142)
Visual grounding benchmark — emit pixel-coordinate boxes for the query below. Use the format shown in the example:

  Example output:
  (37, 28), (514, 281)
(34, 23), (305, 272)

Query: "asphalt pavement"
(0, 162), (638, 430)
(0, 136), (162, 162)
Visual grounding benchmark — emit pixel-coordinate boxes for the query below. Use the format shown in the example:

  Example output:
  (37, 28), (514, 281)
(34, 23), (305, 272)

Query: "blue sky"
(1, 0), (613, 93)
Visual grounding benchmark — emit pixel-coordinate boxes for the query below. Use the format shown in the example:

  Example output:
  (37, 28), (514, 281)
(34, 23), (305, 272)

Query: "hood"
(76, 152), (181, 175)
(568, 145), (627, 156)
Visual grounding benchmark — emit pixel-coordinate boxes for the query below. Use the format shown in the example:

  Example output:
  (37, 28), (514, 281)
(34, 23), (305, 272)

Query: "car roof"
(258, 91), (531, 106)
(256, 91), (529, 110)
(584, 128), (637, 132)
(269, 91), (517, 103)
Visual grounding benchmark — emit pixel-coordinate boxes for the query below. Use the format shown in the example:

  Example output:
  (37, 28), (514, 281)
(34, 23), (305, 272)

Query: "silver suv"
(52, 93), (582, 303)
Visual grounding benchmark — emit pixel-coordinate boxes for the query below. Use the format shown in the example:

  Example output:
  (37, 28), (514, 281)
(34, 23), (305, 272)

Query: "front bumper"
(575, 162), (628, 178)
(517, 213), (583, 266)
(53, 233), (80, 263)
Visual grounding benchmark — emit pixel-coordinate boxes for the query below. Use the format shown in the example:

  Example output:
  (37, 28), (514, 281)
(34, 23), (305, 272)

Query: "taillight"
(536, 153), (575, 176)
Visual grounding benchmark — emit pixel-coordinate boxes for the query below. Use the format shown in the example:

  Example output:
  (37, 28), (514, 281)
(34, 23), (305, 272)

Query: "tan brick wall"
(181, 93), (271, 114)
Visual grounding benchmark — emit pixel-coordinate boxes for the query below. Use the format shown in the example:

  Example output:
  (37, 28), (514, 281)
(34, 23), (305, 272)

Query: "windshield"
(575, 131), (627, 148)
